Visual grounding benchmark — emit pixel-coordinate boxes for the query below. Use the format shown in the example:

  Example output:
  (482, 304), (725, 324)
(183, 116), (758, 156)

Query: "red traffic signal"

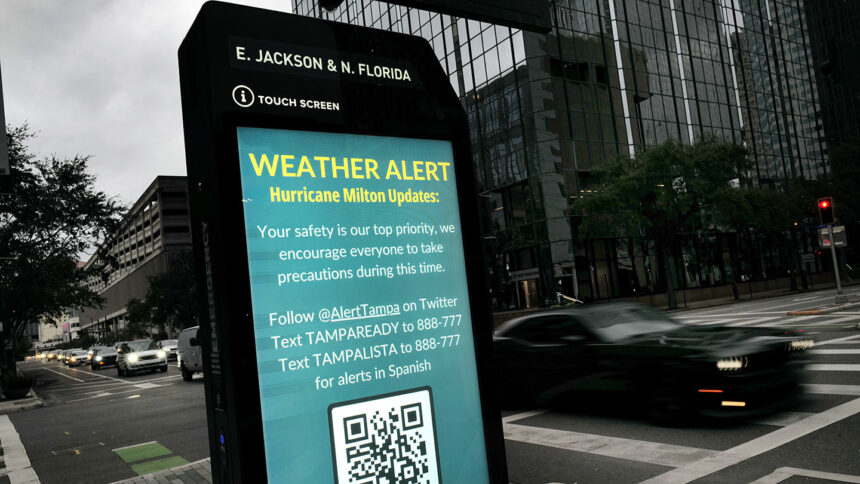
(818, 197), (835, 225)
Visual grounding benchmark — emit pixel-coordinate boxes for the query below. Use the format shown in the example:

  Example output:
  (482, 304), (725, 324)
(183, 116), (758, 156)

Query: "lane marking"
(751, 467), (860, 483)
(134, 383), (161, 390)
(726, 316), (781, 327)
(699, 319), (737, 325)
(639, 397), (860, 483)
(810, 349), (860, 355)
(503, 422), (717, 468)
(501, 410), (547, 424)
(0, 415), (40, 483)
(803, 384), (860, 396)
(112, 440), (158, 452)
(805, 315), (860, 325)
(750, 412), (814, 427)
(816, 334), (860, 346)
(806, 364), (860, 372)
(792, 295), (822, 302)
(38, 367), (84, 382)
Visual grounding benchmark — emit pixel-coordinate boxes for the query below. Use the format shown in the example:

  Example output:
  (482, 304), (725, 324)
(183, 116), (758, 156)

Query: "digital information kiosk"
(179, 3), (507, 482)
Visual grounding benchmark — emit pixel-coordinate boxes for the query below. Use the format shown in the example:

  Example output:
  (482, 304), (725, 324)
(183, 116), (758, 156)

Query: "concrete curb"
(0, 387), (44, 415)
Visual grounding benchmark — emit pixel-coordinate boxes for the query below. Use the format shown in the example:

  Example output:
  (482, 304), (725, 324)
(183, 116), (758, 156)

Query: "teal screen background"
(236, 127), (490, 483)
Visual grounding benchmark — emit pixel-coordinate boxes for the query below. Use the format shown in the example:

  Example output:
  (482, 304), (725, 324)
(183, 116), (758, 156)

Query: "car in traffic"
(90, 346), (118, 370)
(115, 339), (168, 376)
(157, 339), (178, 361)
(493, 303), (813, 423)
(45, 350), (59, 361)
(177, 326), (202, 381)
(67, 349), (90, 367)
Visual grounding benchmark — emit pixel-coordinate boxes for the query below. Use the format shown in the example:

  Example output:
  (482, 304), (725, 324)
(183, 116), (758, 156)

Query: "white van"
(177, 326), (203, 381)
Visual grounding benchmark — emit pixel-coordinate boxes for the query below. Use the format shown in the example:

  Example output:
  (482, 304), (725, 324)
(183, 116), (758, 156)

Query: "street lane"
(8, 293), (860, 484)
(12, 360), (208, 484)
(503, 298), (860, 484)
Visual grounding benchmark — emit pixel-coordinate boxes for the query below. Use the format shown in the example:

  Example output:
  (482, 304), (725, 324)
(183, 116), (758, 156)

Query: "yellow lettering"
(280, 155), (296, 177)
(425, 162), (439, 181)
(412, 160), (425, 181)
(438, 162), (450, 181)
(297, 156), (315, 177)
(350, 158), (365, 179)
(249, 153), (278, 176)
(332, 157), (349, 178)
(366, 159), (380, 179)
(386, 160), (402, 180)
(314, 156), (328, 178)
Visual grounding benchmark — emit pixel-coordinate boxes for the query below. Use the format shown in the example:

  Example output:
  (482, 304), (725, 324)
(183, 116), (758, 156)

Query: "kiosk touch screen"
(235, 127), (489, 483)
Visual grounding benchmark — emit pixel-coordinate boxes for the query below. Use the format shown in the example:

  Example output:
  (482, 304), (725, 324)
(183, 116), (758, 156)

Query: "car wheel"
(160, 365), (168, 373)
(181, 364), (192, 381)
(646, 389), (693, 426)
(117, 366), (124, 377)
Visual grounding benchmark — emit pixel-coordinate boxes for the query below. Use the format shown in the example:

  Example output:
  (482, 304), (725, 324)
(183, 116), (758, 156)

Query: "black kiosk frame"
(179, 2), (507, 482)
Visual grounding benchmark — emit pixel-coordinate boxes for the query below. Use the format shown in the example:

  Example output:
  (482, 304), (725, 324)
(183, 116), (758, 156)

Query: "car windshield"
(95, 348), (116, 356)
(126, 340), (156, 352)
(159, 340), (178, 347)
(583, 306), (682, 342)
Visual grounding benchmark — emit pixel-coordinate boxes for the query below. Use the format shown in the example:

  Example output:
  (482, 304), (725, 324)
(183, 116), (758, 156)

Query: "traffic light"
(818, 197), (835, 225)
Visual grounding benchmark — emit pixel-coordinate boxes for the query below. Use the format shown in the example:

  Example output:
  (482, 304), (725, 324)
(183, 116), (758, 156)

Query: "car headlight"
(70, 357), (76, 362)
(156, 350), (166, 359)
(716, 356), (747, 371)
(789, 339), (814, 351)
(128, 354), (139, 363)
(95, 356), (103, 362)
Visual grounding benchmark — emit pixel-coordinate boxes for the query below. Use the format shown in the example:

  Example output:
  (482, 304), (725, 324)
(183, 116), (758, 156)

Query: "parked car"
(157, 339), (179, 361)
(67, 349), (90, 367)
(177, 326), (202, 381)
(115, 339), (168, 377)
(493, 303), (813, 424)
(90, 347), (118, 370)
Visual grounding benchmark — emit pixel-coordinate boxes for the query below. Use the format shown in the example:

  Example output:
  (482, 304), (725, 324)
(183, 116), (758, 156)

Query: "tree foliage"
(579, 137), (748, 240)
(125, 250), (199, 338)
(0, 125), (124, 370)
(578, 137), (748, 307)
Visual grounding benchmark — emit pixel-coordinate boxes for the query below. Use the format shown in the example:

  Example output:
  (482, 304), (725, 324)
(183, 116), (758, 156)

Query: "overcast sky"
(0, 0), (293, 206)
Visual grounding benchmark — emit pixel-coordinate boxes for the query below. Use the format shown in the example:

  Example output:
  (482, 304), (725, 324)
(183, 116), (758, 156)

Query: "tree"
(578, 137), (748, 309)
(125, 250), (199, 338)
(0, 125), (124, 373)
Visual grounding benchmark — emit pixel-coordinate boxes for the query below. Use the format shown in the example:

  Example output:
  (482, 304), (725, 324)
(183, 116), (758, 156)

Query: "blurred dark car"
(90, 347), (118, 370)
(493, 303), (813, 423)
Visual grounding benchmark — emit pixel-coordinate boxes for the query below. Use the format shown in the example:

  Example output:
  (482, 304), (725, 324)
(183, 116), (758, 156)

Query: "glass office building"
(294, 0), (829, 309)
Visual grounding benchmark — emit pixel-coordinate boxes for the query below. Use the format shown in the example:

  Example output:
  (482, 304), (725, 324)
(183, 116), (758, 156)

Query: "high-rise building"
(804, 0), (860, 182)
(79, 176), (191, 339)
(294, 0), (829, 308)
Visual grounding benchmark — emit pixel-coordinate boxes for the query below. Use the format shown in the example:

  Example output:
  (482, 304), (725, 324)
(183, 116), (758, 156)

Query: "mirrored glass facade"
(294, 0), (829, 309)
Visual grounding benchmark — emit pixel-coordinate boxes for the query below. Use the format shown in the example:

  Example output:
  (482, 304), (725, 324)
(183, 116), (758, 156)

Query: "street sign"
(819, 225), (847, 248)
(179, 3), (505, 483)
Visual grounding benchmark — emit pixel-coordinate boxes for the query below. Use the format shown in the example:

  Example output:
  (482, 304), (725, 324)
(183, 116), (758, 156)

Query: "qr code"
(329, 387), (440, 484)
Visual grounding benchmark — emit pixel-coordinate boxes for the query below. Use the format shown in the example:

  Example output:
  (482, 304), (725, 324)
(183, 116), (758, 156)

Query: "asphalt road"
(504, 287), (860, 484)
(8, 287), (860, 484)
(13, 359), (208, 484)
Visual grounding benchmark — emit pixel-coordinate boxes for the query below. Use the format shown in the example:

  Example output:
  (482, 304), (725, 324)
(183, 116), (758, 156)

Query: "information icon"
(232, 85), (254, 108)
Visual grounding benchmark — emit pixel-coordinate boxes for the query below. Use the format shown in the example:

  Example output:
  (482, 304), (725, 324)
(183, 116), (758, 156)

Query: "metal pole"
(829, 226), (847, 303)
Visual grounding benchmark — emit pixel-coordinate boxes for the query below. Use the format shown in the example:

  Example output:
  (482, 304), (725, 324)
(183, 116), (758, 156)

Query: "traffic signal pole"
(829, 226), (847, 304)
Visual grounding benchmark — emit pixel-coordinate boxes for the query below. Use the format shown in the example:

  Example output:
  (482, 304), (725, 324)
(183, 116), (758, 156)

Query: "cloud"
(0, 0), (291, 205)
